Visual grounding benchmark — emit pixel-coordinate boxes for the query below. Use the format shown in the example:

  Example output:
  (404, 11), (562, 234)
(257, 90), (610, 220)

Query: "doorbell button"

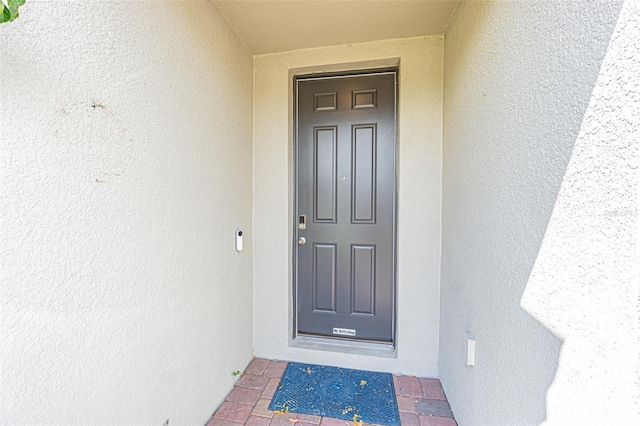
(236, 230), (243, 252)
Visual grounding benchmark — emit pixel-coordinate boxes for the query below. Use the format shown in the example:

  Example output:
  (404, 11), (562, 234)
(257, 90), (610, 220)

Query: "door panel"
(352, 125), (377, 223)
(314, 127), (337, 223)
(351, 244), (376, 315)
(313, 243), (337, 313)
(295, 72), (396, 342)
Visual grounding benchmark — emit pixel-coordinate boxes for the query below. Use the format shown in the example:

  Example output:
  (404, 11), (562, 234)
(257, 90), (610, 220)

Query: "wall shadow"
(521, 0), (637, 423)
(440, 0), (625, 424)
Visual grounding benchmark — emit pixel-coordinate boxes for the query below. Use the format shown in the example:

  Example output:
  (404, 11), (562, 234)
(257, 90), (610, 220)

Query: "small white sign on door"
(333, 327), (356, 337)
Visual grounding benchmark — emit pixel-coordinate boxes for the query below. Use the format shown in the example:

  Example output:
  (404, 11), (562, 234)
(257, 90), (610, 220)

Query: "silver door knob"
(298, 237), (306, 245)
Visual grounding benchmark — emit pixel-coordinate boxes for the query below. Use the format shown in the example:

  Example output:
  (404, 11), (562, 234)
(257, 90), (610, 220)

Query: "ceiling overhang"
(214, 0), (458, 55)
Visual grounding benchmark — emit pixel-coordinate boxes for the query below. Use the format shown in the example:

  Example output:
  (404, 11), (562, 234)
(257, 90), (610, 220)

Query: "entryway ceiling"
(214, 0), (459, 55)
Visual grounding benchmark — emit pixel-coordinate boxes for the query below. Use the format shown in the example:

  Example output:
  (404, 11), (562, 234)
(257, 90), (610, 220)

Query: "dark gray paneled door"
(295, 71), (396, 342)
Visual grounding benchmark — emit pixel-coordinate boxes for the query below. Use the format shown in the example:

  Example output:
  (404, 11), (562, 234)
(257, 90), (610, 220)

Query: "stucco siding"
(522, 0), (640, 423)
(441, 0), (636, 425)
(0, 1), (254, 424)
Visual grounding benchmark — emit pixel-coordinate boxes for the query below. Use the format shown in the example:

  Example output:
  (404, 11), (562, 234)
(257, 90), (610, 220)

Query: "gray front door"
(295, 71), (396, 343)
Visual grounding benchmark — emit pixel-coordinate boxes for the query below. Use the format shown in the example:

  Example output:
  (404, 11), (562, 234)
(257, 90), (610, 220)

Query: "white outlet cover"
(467, 338), (476, 367)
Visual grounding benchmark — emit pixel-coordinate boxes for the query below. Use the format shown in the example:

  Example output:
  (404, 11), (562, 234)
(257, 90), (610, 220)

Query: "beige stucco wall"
(442, 0), (637, 424)
(253, 36), (443, 376)
(522, 0), (640, 423)
(0, 1), (254, 424)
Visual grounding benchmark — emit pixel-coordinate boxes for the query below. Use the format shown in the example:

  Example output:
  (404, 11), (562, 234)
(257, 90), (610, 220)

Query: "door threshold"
(291, 335), (397, 358)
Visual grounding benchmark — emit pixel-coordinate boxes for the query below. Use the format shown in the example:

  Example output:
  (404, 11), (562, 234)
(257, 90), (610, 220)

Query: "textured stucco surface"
(0, 1), (254, 424)
(441, 0), (631, 424)
(522, 0), (640, 423)
(253, 37), (443, 376)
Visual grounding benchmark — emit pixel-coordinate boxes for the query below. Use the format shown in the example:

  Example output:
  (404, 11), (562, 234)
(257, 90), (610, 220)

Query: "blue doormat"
(268, 362), (400, 426)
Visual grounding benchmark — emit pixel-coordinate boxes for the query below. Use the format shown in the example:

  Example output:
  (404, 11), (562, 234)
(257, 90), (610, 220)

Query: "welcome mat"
(268, 362), (400, 426)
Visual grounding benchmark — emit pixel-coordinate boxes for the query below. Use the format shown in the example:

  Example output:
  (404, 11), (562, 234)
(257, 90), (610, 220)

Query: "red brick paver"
(418, 416), (457, 426)
(392, 375), (401, 393)
(415, 399), (453, 418)
(246, 416), (272, 426)
(246, 358), (271, 376)
(207, 420), (240, 426)
(399, 412), (421, 426)
(397, 395), (417, 413)
(264, 361), (287, 378)
(213, 401), (253, 423)
(227, 387), (263, 406)
(237, 374), (270, 391)
(209, 359), (457, 425)
(261, 377), (280, 399)
(419, 378), (447, 401)
(398, 376), (423, 398)
(251, 399), (274, 418)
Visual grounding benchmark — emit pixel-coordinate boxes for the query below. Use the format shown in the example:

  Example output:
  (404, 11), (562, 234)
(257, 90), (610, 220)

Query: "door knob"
(298, 237), (306, 245)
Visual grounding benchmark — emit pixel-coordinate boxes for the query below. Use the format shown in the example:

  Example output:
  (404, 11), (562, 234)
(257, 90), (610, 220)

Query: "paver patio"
(208, 358), (457, 426)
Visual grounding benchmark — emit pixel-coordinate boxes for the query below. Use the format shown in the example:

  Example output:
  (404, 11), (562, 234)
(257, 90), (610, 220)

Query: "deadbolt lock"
(298, 214), (306, 230)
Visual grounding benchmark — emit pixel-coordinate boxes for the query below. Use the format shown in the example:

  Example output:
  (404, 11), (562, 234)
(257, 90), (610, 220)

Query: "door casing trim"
(289, 61), (399, 357)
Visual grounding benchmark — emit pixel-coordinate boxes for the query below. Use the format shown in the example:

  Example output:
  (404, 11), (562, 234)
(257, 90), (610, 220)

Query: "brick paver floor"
(208, 358), (457, 426)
